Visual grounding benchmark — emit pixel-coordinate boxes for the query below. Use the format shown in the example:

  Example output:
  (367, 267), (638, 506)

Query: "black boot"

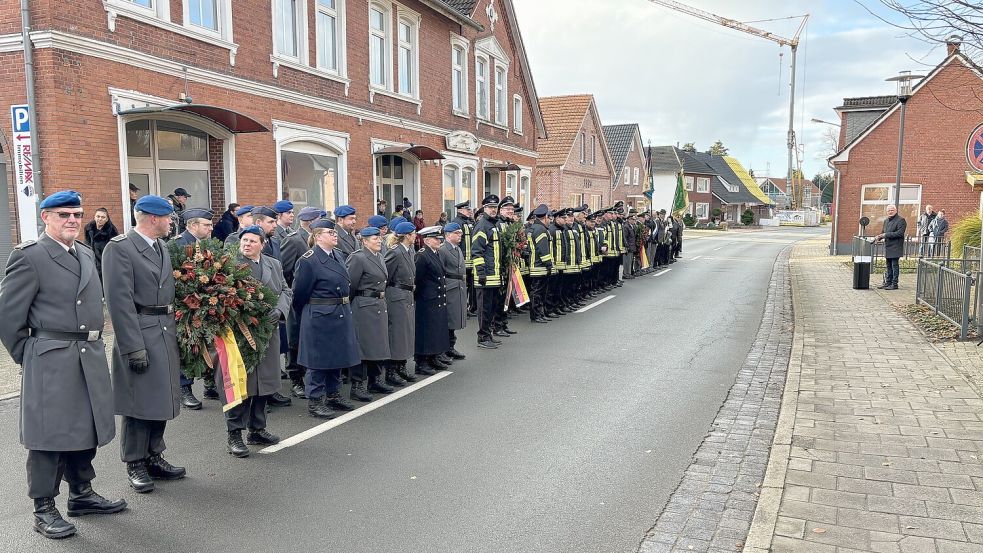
(290, 380), (307, 399)
(227, 430), (249, 457)
(396, 362), (417, 383)
(66, 483), (127, 517)
(246, 428), (280, 445)
(126, 461), (154, 493)
(146, 454), (186, 480)
(350, 380), (373, 402)
(446, 348), (466, 360)
(385, 366), (408, 388)
(202, 384), (220, 400)
(415, 360), (437, 376)
(268, 391), (292, 407)
(308, 397), (336, 419)
(368, 375), (395, 394)
(430, 356), (450, 371)
(437, 353), (454, 365)
(180, 385), (202, 410)
(324, 391), (355, 411)
(33, 498), (76, 539)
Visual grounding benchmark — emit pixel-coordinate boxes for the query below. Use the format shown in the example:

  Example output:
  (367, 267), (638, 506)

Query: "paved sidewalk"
(745, 238), (983, 553)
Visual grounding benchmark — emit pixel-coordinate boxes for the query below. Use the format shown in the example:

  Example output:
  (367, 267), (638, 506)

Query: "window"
(451, 41), (468, 114)
(580, 132), (586, 164)
(369, 3), (391, 89)
(187, 0), (218, 31)
(315, 0), (344, 74)
(721, 178), (738, 193)
(442, 163), (477, 220)
(696, 177), (709, 193)
(591, 136), (596, 165)
(462, 168), (475, 206)
(589, 194), (602, 212)
(443, 166), (458, 221)
(273, 0), (303, 60)
(125, 120), (212, 222)
(520, 175), (530, 209)
(684, 176), (694, 191)
(281, 144), (343, 215)
(569, 193), (584, 208)
(633, 167), (640, 186)
(696, 202), (710, 219)
(513, 95), (522, 133)
(505, 173), (516, 197)
(475, 55), (489, 120)
(623, 170), (630, 185)
(397, 16), (418, 97)
(860, 184), (921, 235)
(494, 64), (507, 126)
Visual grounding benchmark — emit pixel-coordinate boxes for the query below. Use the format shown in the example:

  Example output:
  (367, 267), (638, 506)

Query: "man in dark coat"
(334, 205), (359, 260)
(876, 204), (908, 290)
(526, 204), (553, 323)
(223, 205), (254, 246)
(167, 187), (190, 234)
(211, 203), (240, 242)
(0, 190), (126, 539)
(415, 226), (451, 373)
(284, 206), (324, 399)
(103, 195), (186, 494)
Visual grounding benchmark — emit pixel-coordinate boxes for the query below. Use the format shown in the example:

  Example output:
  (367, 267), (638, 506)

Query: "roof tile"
(537, 95), (595, 167)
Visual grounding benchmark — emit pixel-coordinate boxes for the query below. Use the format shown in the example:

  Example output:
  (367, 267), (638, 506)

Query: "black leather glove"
(128, 349), (149, 374)
(478, 275), (487, 286)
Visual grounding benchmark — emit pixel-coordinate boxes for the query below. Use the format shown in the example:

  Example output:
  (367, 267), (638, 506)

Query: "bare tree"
(868, 1), (983, 62)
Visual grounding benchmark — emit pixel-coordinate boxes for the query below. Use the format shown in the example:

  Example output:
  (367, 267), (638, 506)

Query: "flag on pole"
(643, 144), (655, 200)
(672, 172), (689, 215)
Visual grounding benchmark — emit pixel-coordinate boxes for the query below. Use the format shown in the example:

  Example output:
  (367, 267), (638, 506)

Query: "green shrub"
(951, 213), (981, 257)
(741, 209), (755, 226)
(683, 213), (695, 227)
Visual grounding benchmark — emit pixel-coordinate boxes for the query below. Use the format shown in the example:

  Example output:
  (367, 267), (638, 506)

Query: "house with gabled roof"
(603, 124), (648, 211)
(756, 177), (822, 210)
(688, 151), (767, 223)
(828, 37), (983, 254)
(534, 95), (615, 210)
(646, 146), (684, 213)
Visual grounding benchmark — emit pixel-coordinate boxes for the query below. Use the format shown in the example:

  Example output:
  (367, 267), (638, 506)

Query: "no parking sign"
(967, 123), (983, 173)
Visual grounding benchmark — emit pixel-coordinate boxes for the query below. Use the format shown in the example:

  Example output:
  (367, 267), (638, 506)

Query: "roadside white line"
(259, 371), (454, 454)
(691, 255), (702, 260)
(576, 295), (615, 313)
(713, 246), (725, 251)
(655, 268), (672, 276)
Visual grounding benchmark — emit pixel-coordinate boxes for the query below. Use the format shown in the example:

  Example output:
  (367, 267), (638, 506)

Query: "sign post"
(10, 104), (38, 241)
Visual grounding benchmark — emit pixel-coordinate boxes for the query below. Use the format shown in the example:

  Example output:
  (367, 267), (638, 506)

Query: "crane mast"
(648, 0), (809, 209)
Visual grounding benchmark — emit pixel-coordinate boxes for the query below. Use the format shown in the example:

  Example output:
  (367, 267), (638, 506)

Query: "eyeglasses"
(54, 211), (85, 220)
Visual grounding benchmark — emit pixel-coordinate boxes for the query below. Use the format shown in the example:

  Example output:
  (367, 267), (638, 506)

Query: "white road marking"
(259, 371), (454, 453)
(691, 255), (702, 260)
(713, 246), (725, 251)
(654, 268), (672, 276)
(576, 295), (615, 313)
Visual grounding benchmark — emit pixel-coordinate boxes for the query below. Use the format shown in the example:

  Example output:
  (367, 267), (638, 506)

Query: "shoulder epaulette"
(14, 240), (36, 250)
(301, 249), (314, 259)
(110, 234), (128, 242)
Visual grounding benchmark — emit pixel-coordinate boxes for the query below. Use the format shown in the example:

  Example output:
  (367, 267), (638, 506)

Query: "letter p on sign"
(11, 105), (29, 133)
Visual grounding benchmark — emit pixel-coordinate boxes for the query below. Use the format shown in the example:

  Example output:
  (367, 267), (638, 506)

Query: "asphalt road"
(0, 226), (825, 553)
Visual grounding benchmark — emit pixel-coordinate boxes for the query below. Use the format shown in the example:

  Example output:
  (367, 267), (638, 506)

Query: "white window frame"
(494, 62), (508, 126)
(579, 131), (586, 164)
(103, 0), (239, 64)
(396, 7), (421, 100)
(475, 53), (490, 121)
(440, 156), (480, 217)
(273, 119), (351, 207)
(520, 173), (531, 209)
(684, 175), (694, 191)
(182, 0), (231, 40)
(272, 0), (308, 64)
(450, 35), (470, 117)
(505, 173), (517, 198)
(591, 136), (596, 166)
(512, 95), (522, 134)
(623, 169), (630, 185)
(696, 202), (710, 219)
(314, 0), (347, 77)
(633, 167), (640, 186)
(696, 176), (710, 193)
(368, 1), (393, 92)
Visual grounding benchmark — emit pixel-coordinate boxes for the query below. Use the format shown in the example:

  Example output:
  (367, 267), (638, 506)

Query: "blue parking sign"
(11, 105), (29, 133)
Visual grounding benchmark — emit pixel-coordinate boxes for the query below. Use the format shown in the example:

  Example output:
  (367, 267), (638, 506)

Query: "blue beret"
(359, 226), (380, 237)
(367, 215), (389, 228)
(235, 205), (255, 217)
(251, 206), (277, 219)
(273, 200), (294, 214)
(181, 208), (213, 221)
(39, 190), (82, 210)
(389, 216), (407, 227)
(239, 225), (265, 240)
(134, 195), (174, 216)
(298, 206), (322, 221)
(334, 205), (356, 218)
(444, 222), (462, 233)
(393, 221), (417, 235)
(311, 219), (335, 230)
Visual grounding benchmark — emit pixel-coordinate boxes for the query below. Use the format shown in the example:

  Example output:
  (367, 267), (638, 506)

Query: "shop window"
(281, 146), (341, 215)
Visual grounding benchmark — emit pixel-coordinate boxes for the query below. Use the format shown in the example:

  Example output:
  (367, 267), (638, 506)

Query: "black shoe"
(876, 283), (889, 289)
(308, 397), (337, 418)
(202, 385), (220, 400)
(446, 348), (466, 360)
(368, 376), (395, 394)
(886, 284), (899, 290)
(66, 484), (127, 517)
(146, 454), (186, 480)
(385, 368), (408, 388)
(227, 430), (250, 458)
(291, 383), (307, 399)
(477, 340), (499, 349)
(246, 428), (280, 445)
(430, 357), (450, 371)
(437, 353), (455, 365)
(33, 498), (76, 539)
(493, 329), (510, 337)
(532, 318), (549, 324)
(350, 380), (373, 402)
(396, 365), (417, 382)
(415, 362), (437, 376)
(126, 462), (154, 493)
(268, 391), (291, 407)
(324, 391), (355, 411)
(503, 328), (518, 335)
(180, 385), (202, 410)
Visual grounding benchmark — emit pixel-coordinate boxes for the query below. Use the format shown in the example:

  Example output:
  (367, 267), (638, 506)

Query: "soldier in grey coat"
(439, 222), (468, 360)
(103, 195), (186, 494)
(345, 226), (392, 400)
(0, 191), (126, 539)
(221, 227), (293, 458)
(334, 205), (359, 259)
(384, 221), (419, 387)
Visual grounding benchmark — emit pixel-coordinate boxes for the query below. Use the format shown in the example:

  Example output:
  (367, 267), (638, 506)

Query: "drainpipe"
(20, 0), (42, 201)
(830, 165), (841, 255)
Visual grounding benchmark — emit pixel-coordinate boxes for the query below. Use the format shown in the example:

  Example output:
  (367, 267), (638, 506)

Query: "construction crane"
(647, 0), (809, 209)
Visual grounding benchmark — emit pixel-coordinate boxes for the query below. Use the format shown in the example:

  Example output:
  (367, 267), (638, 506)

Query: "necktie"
(68, 247), (78, 260)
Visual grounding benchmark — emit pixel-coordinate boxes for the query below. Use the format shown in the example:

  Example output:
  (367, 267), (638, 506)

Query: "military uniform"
(414, 230), (450, 370)
(384, 240), (416, 385)
(526, 206), (554, 322)
(451, 204), (476, 314)
(345, 241), (391, 397)
(438, 236), (468, 354)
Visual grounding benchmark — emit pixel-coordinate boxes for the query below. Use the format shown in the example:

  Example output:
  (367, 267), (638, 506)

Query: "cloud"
(512, 0), (937, 178)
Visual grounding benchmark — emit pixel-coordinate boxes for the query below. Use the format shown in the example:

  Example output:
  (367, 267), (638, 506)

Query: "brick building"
(0, 0), (545, 262)
(534, 94), (614, 210)
(829, 38), (982, 254)
(602, 123), (647, 211)
(756, 177), (822, 210)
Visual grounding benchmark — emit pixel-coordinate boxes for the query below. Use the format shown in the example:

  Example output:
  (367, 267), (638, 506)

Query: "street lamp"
(810, 118), (840, 127)
(885, 70), (925, 209)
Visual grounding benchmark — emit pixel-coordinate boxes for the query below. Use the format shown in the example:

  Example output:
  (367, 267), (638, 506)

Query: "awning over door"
(374, 145), (445, 161)
(484, 162), (521, 172)
(119, 104), (269, 134)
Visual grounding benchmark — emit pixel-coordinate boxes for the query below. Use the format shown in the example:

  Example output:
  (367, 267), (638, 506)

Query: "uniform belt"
(445, 274), (464, 280)
(30, 329), (102, 342)
(136, 304), (174, 316)
(356, 291), (385, 299)
(309, 297), (349, 305)
(392, 283), (416, 292)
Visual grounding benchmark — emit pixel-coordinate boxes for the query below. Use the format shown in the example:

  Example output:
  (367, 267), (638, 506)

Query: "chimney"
(947, 35), (963, 56)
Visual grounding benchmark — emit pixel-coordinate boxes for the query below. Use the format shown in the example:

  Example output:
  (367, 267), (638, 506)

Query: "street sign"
(10, 104), (38, 241)
(967, 123), (983, 173)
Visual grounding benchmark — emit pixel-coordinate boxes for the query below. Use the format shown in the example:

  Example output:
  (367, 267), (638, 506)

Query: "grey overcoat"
(103, 230), (181, 421)
(0, 234), (116, 451)
(345, 248), (391, 361)
(384, 244), (416, 361)
(438, 241), (467, 331)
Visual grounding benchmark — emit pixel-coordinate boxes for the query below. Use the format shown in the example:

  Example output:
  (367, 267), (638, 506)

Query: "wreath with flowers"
(167, 239), (278, 379)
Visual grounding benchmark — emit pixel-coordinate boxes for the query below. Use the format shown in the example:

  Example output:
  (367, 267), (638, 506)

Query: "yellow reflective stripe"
(473, 258), (486, 265)
(541, 254), (553, 261)
(472, 231), (487, 243)
(535, 233), (548, 243)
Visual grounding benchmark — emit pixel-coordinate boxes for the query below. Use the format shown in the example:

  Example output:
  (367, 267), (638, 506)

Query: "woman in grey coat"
(439, 222), (468, 360)
(345, 227), (392, 401)
(384, 221), (419, 387)
(218, 226), (293, 458)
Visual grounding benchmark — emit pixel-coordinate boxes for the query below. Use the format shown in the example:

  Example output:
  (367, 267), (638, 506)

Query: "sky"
(511, 0), (943, 179)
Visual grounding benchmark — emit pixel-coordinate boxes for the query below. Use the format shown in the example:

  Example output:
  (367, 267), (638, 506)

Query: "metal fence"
(869, 236), (951, 273)
(915, 258), (979, 340)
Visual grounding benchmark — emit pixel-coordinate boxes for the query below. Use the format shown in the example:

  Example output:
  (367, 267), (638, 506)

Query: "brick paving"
(745, 238), (983, 553)
(638, 246), (794, 553)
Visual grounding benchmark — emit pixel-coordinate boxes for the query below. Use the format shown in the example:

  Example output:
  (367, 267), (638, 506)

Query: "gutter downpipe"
(20, 0), (42, 207)
(830, 162), (841, 255)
